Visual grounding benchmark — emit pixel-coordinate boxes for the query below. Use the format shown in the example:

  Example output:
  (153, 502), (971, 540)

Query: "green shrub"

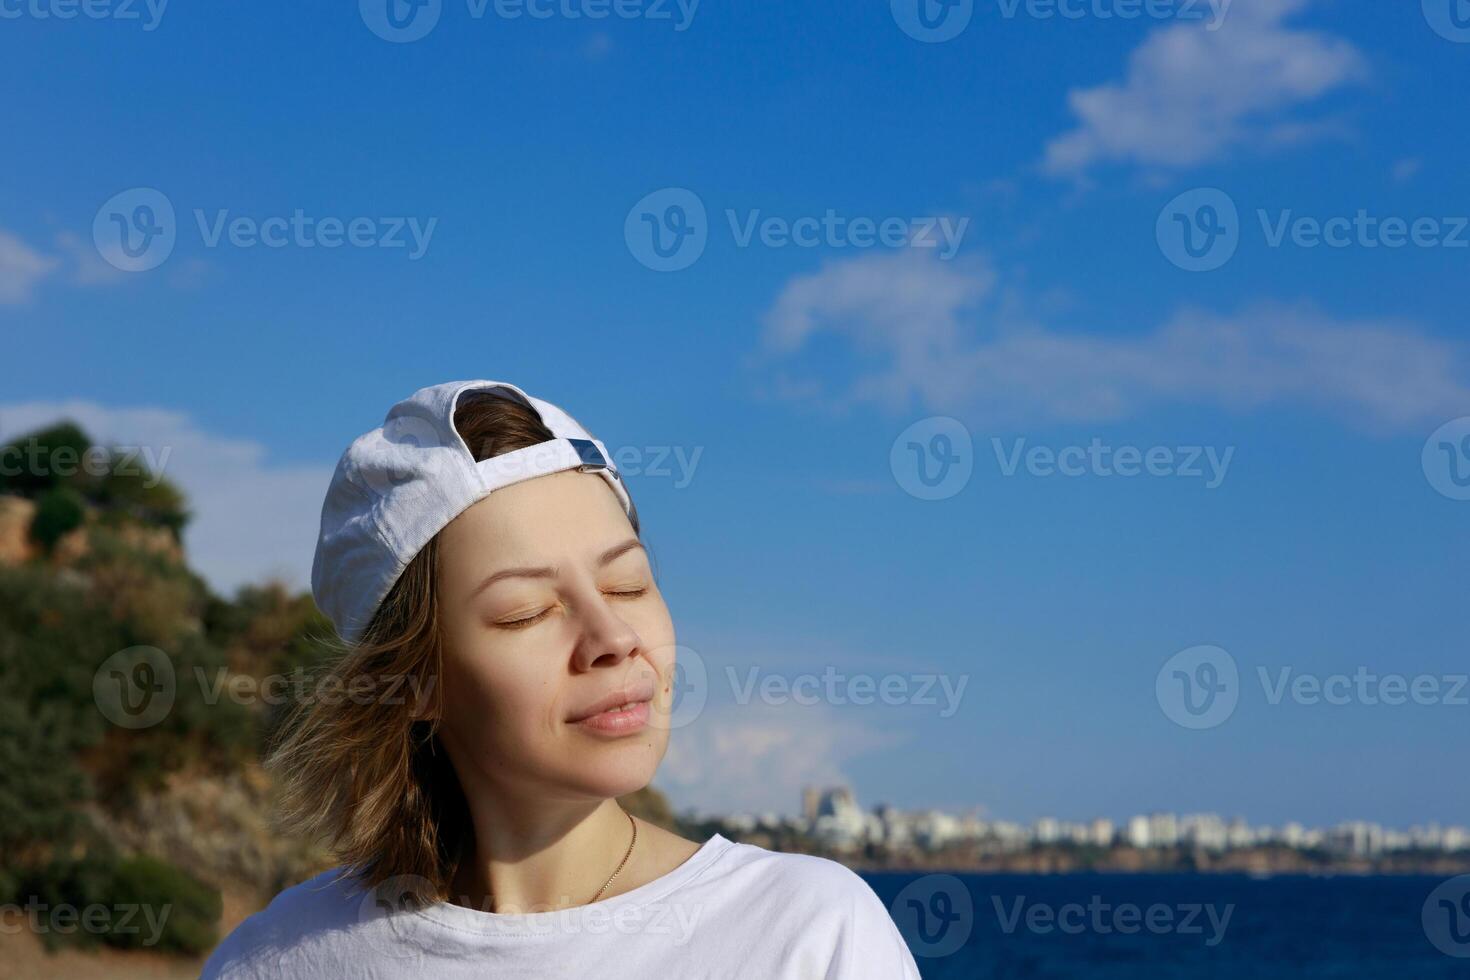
(16, 851), (220, 954)
(15, 845), (120, 952)
(0, 423), (90, 498)
(28, 486), (86, 552)
(91, 461), (191, 540)
(0, 420), (190, 539)
(105, 855), (221, 954)
(0, 566), (112, 859)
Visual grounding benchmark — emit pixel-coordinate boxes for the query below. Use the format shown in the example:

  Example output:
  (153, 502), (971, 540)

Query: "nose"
(569, 588), (642, 672)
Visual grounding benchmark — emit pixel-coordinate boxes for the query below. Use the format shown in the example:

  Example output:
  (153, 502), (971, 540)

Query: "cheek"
(645, 638), (676, 676)
(633, 593), (677, 648)
(441, 639), (562, 744)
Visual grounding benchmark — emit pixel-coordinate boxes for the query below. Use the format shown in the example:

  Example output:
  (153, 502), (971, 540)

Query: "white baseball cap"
(311, 380), (635, 643)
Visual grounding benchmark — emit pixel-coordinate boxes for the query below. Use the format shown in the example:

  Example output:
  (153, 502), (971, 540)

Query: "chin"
(561, 736), (666, 799)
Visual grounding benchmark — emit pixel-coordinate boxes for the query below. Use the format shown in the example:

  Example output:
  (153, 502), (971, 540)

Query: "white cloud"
(55, 231), (128, 286)
(759, 249), (1470, 432)
(658, 699), (906, 816)
(1042, 0), (1367, 176)
(0, 228), (172, 300)
(0, 401), (330, 598)
(0, 230), (60, 304)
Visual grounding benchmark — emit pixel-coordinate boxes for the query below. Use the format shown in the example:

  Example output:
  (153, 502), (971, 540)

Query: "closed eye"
(494, 588), (646, 629)
(496, 608), (552, 629)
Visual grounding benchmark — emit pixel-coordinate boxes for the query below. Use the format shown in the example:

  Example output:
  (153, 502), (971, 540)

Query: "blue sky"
(2, 0), (1467, 829)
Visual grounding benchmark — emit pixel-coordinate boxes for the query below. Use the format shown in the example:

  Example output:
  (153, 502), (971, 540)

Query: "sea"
(860, 871), (1470, 978)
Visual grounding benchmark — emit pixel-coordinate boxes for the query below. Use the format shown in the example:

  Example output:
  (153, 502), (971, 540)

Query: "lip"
(565, 678), (657, 725)
(572, 700), (651, 736)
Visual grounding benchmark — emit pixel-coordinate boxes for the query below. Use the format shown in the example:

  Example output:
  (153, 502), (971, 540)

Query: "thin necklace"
(464, 810), (638, 911)
(589, 809), (638, 904)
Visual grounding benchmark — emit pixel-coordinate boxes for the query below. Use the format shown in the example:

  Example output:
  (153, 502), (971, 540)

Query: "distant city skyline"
(705, 786), (1470, 859)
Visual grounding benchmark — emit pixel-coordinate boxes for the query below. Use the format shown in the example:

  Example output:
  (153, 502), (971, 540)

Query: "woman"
(201, 379), (923, 978)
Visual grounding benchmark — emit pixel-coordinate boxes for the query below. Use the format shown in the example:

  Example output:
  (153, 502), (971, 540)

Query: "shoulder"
(712, 840), (921, 977)
(717, 840), (864, 893)
(717, 839), (881, 906)
(199, 867), (367, 980)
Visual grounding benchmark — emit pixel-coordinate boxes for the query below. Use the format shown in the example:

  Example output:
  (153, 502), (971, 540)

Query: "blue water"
(861, 872), (1469, 978)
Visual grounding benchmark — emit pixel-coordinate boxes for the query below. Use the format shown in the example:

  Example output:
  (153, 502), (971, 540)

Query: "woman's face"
(432, 470), (676, 805)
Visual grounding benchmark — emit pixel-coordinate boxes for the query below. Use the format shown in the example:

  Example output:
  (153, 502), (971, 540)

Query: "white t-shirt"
(199, 833), (923, 979)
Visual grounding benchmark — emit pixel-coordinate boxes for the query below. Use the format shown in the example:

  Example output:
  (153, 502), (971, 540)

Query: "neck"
(448, 796), (634, 914)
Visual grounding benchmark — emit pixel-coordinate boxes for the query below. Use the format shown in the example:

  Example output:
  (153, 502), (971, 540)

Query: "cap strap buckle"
(568, 437), (608, 472)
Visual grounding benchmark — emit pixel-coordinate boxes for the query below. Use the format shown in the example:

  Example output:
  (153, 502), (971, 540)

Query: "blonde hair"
(264, 392), (638, 905)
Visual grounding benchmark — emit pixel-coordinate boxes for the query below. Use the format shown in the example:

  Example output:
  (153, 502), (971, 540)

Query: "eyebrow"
(466, 538), (646, 602)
